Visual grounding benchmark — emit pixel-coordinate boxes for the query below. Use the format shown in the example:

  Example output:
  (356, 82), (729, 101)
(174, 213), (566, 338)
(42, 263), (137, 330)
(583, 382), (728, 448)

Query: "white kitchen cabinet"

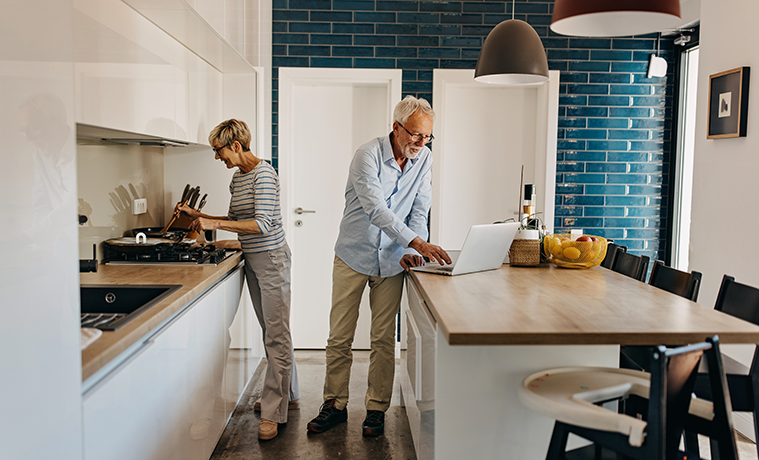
(187, 51), (223, 145)
(73, 0), (184, 141)
(83, 266), (244, 460)
(400, 278), (436, 460)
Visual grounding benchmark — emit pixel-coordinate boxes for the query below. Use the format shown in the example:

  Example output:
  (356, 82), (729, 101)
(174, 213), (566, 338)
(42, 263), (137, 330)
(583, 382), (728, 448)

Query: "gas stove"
(103, 242), (236, 265)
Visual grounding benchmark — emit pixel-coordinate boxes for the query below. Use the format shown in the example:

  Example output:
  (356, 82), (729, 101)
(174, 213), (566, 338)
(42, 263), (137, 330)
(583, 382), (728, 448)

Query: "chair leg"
(546, 422), (570, 460)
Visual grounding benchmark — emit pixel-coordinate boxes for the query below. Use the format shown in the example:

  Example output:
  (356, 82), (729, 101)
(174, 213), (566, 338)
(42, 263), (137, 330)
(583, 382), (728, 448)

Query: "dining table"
(402, 262), (759, 460)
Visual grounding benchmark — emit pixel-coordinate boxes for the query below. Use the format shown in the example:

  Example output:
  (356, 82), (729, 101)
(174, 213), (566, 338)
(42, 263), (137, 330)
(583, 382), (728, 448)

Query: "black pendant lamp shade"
(551, 0), (681, 37)
(474, 19), (549, 85)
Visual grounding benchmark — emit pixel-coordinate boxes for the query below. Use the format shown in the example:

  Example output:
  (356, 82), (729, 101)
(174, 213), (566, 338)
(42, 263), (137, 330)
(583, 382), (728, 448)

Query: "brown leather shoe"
(254, 398), (300, 412)
(258, 419), (278, 440)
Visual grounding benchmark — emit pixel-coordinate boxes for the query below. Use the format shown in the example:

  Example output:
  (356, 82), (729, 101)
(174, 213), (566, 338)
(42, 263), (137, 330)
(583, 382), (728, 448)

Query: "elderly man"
(307, 96), (450, 437)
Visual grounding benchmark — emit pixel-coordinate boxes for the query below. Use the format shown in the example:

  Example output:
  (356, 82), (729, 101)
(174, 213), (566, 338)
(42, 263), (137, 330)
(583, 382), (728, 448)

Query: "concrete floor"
(210, 350), (417, 460)
(211, 350), (759, 460)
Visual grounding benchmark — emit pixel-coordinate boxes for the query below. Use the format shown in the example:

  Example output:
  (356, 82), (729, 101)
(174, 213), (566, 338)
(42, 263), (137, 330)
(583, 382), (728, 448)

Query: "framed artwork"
(708, 66), (750, 139)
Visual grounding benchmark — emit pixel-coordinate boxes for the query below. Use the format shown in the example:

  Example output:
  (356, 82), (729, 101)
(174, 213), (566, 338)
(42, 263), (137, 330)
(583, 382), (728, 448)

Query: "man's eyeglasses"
(398, 123), (434, 143)
(213, 144), (230, 155)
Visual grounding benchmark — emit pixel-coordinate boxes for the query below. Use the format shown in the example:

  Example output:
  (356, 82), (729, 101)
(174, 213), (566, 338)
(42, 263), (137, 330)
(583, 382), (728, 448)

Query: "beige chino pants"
(324, 256), (404, 412)
(244, 244), (299, 424)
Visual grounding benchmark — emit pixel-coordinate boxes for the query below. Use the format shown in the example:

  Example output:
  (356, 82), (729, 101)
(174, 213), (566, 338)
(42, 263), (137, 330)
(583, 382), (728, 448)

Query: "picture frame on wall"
(708, 66), (750, 139)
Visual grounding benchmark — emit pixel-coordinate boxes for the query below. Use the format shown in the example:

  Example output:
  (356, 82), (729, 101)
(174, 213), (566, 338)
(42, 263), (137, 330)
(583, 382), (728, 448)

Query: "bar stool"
(519, 336), (737, 460)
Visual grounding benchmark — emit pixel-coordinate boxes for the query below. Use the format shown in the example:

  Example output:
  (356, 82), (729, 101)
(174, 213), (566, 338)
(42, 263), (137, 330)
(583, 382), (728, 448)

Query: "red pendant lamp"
(551, 0), (682, 37)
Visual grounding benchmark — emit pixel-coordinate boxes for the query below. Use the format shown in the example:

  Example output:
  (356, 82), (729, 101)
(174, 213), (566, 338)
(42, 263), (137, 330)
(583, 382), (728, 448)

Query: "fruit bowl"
(543, 234), (607, 269)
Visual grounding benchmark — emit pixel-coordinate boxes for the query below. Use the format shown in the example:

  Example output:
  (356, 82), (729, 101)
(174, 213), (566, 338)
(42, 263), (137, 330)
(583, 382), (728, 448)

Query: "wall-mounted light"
(474, 0), (548, 85)
(550, 0), (682, 37)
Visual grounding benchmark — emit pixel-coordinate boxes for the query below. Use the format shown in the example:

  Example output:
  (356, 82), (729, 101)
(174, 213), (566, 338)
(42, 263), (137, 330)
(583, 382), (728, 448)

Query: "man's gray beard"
(404, 147), (419, 159)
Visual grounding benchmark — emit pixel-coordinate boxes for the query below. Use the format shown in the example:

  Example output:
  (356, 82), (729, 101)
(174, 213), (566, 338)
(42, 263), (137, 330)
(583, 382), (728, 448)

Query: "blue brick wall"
(272, 0), (674, 261)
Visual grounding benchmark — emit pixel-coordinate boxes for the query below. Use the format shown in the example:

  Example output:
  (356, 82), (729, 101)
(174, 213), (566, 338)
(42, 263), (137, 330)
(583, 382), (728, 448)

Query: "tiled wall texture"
(272, 0), (675, 261)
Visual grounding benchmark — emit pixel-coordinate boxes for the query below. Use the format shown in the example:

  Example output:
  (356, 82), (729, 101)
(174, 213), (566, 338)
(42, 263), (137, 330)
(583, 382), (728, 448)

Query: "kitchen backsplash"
(76, 138), (165, 259)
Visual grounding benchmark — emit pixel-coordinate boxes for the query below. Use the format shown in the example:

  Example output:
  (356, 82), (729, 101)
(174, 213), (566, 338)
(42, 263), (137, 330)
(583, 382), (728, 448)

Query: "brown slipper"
(258, 419), (278, 440)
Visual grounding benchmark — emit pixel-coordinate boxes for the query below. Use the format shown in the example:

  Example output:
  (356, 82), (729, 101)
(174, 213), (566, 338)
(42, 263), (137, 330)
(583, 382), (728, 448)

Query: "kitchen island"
(401, 263), (759, 460)
(79, 251), (261, 460)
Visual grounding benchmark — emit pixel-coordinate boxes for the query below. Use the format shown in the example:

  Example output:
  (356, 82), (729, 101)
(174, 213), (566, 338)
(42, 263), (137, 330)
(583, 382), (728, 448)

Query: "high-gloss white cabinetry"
(83, 266), (245, 460)
(72, 0), (223, 144)
(400, 278), (436, 460)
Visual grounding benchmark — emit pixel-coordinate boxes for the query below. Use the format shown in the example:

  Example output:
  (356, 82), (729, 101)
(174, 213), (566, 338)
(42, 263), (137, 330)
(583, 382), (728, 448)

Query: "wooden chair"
(648, 260), (702, 301)
(621, 262), (704, 372)
(600, 242), (627, 270)
(519, 336), (737, 460)
(610, 251), (650, 282)
(686, 275), (759, 459)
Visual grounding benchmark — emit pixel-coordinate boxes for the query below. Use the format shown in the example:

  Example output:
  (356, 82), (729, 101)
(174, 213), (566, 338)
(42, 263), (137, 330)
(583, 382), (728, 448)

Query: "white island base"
(434, 329), (618, 460)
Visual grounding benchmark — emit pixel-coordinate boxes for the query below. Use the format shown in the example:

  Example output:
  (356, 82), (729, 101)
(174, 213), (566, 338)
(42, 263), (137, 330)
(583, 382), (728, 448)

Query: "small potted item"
(509, 224), (541, 267)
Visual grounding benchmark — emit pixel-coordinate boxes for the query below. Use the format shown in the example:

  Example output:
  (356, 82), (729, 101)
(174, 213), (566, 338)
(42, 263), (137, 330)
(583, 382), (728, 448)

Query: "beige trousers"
(243, 244), (299, 424)
(324, 256), (404, 412)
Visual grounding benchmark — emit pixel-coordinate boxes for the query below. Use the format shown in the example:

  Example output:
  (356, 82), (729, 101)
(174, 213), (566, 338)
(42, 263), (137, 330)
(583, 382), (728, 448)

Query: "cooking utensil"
(130, 227), (186, 241)
(161, 197), (190, 232)
(104, 236), (177, 255)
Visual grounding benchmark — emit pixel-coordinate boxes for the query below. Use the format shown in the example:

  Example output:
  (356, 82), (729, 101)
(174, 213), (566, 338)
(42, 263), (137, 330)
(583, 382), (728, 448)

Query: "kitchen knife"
(181, 184), (191, 202)
(196, 194), (207, 212)
(189, 187), (201, 208)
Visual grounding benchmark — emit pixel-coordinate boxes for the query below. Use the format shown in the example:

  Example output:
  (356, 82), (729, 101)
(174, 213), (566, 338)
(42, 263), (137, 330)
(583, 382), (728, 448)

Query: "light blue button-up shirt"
(334, 134), (432, 278)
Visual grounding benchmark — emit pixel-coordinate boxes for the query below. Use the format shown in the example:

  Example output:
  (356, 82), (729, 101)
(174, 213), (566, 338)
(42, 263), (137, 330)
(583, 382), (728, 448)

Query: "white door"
(431, 69), (560, 249)
(279, 68), (402, 349)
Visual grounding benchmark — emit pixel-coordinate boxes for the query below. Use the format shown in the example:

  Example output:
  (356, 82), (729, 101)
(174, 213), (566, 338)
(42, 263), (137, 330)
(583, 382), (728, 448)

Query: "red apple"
(576, 236), (592, 242)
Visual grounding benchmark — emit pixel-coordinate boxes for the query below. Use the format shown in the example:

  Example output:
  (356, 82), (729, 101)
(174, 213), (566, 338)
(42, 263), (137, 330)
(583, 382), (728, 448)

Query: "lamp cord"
(656, 33), (660, 56)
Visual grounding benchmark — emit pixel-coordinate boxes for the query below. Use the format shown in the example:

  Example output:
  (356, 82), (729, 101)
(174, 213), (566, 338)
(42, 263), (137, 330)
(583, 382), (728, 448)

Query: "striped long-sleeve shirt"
(228, 160), (286, 253)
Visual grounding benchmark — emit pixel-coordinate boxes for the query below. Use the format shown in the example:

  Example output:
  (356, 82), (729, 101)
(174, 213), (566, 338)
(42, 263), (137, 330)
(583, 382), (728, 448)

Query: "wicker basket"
(509, 239), (541, 266)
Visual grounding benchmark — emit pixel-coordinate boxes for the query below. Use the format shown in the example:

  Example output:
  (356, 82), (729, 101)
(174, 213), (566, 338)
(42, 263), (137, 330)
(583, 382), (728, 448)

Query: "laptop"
(411, 222), (520, 276)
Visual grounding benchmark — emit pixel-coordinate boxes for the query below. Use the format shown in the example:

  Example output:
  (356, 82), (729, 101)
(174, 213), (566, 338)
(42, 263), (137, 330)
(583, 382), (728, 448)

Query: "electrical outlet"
(133, 198), (148, 215)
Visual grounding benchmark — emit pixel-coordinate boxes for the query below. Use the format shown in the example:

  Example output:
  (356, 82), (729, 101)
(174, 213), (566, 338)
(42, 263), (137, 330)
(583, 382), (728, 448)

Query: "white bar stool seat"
(518, 366), (714, 448)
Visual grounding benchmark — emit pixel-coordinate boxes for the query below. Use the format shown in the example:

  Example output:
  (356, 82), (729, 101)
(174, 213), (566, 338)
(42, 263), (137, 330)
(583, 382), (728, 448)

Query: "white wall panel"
(0, 1), (82, 459)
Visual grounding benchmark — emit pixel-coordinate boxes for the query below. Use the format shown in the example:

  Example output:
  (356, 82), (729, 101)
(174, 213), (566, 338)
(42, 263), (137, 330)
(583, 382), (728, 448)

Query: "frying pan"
(104, 236), (177, 255)
(130, 227), (187, 241)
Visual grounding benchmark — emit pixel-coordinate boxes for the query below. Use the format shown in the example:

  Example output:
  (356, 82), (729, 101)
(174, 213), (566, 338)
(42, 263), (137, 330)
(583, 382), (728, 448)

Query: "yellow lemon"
(563, 246), (581, 260)
(550, 244), (564, 258)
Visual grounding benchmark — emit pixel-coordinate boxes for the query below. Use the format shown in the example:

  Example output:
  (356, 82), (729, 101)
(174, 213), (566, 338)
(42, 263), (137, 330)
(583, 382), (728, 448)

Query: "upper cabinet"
(72, 0), (261, 152)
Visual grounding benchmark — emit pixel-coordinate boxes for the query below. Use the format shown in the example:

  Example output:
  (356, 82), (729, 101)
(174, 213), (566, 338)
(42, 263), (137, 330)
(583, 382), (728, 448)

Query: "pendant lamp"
(551, 0), (681, 37)
(474, 19), (549, 85)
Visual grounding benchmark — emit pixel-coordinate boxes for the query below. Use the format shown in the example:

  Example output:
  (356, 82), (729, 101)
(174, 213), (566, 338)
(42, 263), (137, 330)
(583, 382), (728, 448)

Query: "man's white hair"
(393, 95), (435, 125)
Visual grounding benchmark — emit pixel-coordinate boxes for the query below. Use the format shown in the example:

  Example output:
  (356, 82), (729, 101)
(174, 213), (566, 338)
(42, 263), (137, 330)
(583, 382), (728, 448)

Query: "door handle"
(294, 207), (316, 215)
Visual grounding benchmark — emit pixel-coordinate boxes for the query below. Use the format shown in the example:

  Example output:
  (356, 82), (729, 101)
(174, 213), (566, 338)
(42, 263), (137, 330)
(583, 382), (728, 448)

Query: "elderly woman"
(176, 119), (299, 441)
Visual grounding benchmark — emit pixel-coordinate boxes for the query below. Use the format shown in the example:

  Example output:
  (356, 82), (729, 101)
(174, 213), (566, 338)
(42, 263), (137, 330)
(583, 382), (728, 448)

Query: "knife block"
(169, 214), (193, 230)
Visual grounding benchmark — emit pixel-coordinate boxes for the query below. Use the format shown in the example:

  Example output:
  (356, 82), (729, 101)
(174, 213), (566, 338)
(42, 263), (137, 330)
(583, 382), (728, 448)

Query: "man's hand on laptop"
(401, 254), (425, 272)
(408, 237), (452, 268)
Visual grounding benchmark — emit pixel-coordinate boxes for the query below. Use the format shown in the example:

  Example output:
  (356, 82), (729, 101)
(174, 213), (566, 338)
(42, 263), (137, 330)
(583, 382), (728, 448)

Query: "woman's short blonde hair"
(393, 95), (435, 125)
(209, 119), (251, 151)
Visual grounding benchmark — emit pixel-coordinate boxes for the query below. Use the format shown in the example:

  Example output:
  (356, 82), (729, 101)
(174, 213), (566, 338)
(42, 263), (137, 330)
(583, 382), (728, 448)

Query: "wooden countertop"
(79, 252), (243, 382)
(410, 263), (759, 346)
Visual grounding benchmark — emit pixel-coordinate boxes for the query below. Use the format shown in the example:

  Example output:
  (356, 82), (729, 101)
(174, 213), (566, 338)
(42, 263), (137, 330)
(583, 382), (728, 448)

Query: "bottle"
(523, 184), (537, 227)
